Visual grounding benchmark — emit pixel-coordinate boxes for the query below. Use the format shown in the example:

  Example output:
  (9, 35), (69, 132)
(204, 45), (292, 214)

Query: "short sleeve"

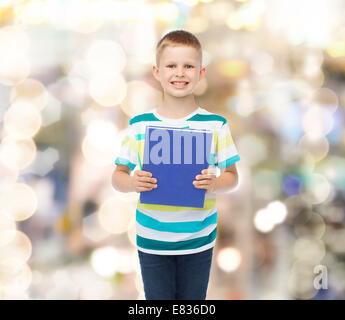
(215, 122), (240, 169)
(114, 123), (138, 171)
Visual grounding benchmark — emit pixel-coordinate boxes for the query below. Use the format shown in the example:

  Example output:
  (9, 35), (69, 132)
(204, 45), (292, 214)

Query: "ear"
(199, 66), (206, 81)
(152, 65), (160, 82)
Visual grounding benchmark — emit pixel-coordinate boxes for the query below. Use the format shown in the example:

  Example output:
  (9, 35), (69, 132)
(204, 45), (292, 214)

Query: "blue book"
(140, 125), (213, 208)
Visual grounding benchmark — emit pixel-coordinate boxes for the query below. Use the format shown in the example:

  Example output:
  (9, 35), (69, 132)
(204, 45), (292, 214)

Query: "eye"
(166, 65), (194, 68)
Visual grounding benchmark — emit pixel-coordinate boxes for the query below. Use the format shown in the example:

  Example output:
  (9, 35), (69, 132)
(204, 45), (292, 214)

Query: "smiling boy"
(112, 30), (241, 300)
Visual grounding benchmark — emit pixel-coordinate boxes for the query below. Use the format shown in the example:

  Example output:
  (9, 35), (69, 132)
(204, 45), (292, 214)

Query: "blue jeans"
(138, 247), (213, 300)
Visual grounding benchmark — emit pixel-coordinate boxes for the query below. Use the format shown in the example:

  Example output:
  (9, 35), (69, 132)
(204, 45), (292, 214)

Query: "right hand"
(131, 170), (157, 193)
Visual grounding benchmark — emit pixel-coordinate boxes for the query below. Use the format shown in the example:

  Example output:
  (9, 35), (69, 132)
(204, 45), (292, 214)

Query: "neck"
(156, 94), (198, 118)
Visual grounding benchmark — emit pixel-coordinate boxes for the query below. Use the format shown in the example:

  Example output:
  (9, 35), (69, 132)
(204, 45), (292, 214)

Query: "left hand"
(193, 168), (217, 194)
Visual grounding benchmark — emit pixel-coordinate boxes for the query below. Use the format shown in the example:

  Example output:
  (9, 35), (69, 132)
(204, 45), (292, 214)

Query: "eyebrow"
(164, 62), (196, 65)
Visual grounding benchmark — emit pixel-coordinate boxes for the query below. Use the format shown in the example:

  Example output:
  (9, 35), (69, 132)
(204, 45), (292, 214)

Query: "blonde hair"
(155, 30), (202, 100)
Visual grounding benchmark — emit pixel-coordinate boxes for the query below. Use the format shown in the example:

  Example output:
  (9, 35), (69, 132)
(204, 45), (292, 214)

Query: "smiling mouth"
(170, 81), (189, 88)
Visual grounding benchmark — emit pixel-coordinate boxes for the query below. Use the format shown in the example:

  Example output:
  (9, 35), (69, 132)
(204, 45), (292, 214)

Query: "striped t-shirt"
(114, 106), (240, 255)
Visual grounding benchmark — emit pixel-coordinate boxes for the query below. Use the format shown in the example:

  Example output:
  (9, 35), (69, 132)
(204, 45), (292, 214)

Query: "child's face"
(153, 45), (205, 98)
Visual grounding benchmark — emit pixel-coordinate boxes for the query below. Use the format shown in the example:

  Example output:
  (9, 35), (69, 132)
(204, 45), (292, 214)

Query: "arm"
(213, 163), (239, 194)
(112, 164), (135, 193)
(193, 163), (239, 194)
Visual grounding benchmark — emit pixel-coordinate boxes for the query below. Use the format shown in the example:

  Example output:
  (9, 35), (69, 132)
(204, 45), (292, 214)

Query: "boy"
(112, 30), (240, 300)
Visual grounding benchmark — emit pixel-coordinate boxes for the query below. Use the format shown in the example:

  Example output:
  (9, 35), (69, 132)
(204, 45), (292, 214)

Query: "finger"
(196, 185), (208, 189)
(193, 180), (209, 187)
(195, 174), (214, 180)
(137, 170), (152, 177)
(139, 182), (158, 188)
(193, 183), (208, 189)
(138, 176), (157, 183)
(203, 168), (216, 175)
(137, 186), (154, 192)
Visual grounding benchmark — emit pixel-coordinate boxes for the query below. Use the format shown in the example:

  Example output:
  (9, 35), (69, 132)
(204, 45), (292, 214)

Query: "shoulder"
(129, 108), (160, 125)
(193, 107), (228, 126)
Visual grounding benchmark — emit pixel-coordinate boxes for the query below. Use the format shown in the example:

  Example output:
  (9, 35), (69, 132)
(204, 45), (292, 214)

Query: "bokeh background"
(1, 0), (345, 300)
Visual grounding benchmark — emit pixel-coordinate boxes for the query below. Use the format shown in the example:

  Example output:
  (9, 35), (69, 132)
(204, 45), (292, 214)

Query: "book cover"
(139, 125), (213, 208)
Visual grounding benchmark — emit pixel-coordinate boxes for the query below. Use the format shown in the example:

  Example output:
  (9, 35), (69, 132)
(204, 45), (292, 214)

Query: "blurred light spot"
(312, 87), (339, 112)
(0, 25), (30, 53)
(0, 163), (18, 192)
(293, 237), (325, 264)
(14, 0), (46, 25)
(3, 100), (42, 139)
(82, 121), (120, 167)
(85, 40), (126, 75)
(0, 230), (32, 264)
(327, 40), (345, 57)
(302, 105), (334, 139)
(41, 94), (62, 127)
(0, 1), (25, 8)
(80, 108), (100, 127)
(10, 78), (48, 111)
(298, 135), (329, 162)
(98, 196), (135, 234)
(218, 60), (248, 78)
(66, 77), (87, 108)
(82, 212), (111, 243)
(326, 107), (344, 145)
(317, 156), (345, 190)
(120, 80), (161, 118)
(86, 120), (118, 150)
(228, 79), (255, 117)
(22, 147), (59, 177)
(301, 173), (332, 205)
(89, 73), (127, 107)
(30, 178), (54, 220)
(325, 228), (345, 253)
(184, 16), (210, 34)
(294, 212), (325, 239)
(278, 101), (304, 143)
(1, 263), (32, 292)
(155, 2), (179, 22)
(266, 201), (288, 225)
(254, 209), (274, 233)
(0, 183), (37, 221)
(0, 211), (16, 246)
(288, 260), (318, 299)
(266, 0), (335, 47)
(283, 174), (302, 196)
(0, 31), (31, 89)
(65, 0), (104, 34)
(216, 247), (241, 273)
(45, 269), (79, 299)
(78, 278), (113, 300)
(237, 134), (267, 167)
(226, 11), (243, 30)
(251, 52), (274, 76)
(302, 50), (324, 78)
(252, 169), (282, 200)
(0, 49), (30, 86)
(0, 137), (37, 171)
(90, 246), (119, 278)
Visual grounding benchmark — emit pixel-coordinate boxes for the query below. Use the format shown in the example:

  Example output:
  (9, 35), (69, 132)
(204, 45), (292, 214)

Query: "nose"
(176, 67), (185, 77)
